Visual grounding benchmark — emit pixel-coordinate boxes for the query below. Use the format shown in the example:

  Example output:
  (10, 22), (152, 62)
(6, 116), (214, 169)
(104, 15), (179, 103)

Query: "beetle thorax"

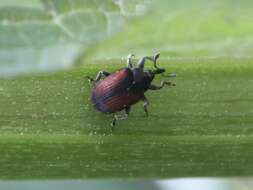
(132, 68), (154, 92)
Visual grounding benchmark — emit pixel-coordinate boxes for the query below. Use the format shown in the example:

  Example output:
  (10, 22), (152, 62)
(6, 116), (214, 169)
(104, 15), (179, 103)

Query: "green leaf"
(1, 60), (253, 178)
(0, 0), (148, 76)
(81, 0), (253, 61)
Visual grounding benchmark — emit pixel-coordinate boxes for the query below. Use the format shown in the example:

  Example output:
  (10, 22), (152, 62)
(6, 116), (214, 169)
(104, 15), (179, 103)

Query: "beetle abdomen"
(101, 93), (143, 113)
(92, 68), (142, 113)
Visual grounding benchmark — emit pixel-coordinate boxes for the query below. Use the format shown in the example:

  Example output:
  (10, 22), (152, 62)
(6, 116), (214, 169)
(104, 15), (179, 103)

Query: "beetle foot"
(86, 76), (94, 83)
(162, 73), (177, 78)
(115, 114), (128, 120)
(163, 81), (176, 87)
(110, 114), (119, 128)
(111, 118), (116, 127)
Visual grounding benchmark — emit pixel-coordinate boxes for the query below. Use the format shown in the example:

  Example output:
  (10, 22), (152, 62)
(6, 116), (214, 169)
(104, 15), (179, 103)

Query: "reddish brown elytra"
(87, 53), (176, 127)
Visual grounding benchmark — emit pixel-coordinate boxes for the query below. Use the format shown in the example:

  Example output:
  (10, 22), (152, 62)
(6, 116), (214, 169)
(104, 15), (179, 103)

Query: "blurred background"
(1, 0), (253, 76)
(1, 1), (253, 189)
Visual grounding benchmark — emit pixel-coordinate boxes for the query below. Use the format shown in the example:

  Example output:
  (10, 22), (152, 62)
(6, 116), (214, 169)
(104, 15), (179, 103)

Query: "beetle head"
(151, 52), (177, 78)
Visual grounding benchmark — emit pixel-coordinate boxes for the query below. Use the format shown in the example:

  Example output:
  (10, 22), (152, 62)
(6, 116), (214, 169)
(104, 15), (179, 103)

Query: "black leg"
(95, 71), (111, 82)
(149, 81), (176, 90)
(86, 70), (110, 83)
(125, 106), (131, 115)
(138, 56), (154, 69)
(86, 76), (95, 83)
(111, 115), (116, 127)
(142, 96), (149, 117)
(127, 54), (134, 68)
(138, 53), (160, 69)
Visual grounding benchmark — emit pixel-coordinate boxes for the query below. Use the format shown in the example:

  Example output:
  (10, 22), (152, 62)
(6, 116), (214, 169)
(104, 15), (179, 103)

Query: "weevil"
(87, 53), (176, 126)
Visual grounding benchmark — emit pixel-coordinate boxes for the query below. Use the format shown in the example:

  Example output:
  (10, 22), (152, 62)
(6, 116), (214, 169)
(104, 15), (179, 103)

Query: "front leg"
(142, 96), (149, 117)
(127, 54), (134, 68)
(149, 81), (176, 90)
(87, 70), (111, 83)
(138, 56), (154, 69)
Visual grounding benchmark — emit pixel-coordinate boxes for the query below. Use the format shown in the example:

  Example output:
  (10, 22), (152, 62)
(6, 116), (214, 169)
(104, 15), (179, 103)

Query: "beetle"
(87, 53), (176, 126)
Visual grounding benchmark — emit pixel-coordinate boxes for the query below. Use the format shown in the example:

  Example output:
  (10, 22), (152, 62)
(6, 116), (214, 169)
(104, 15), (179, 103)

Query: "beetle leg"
(125, 106), (131, 115)
(142, 96), (149, 117)
(127, 54), (134, 68)
(86, 76), (95, 83)
(86, 71), (110, 83)
(110, 113), (129, 128)
(95, 71), (111, 82)
(111, 115), (116, 127)
(149, 81), (176, 90)
(138, 56), (154, 69)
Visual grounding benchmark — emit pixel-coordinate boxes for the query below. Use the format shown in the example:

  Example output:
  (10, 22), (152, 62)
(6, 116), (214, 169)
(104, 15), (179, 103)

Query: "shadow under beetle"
(87, 53), (176, 127)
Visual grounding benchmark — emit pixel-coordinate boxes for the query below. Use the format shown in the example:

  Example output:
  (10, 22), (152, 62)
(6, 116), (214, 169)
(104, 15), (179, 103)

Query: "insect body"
(91, 68), (142, 113)
(88, 53), (176, 126)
